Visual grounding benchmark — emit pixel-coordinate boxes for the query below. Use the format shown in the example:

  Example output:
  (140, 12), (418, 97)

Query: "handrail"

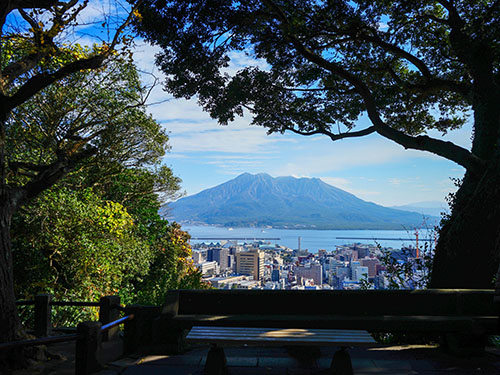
(13, 295), (126, 343)
(101, 314), (134, 331)
(0, 314), (134, 351)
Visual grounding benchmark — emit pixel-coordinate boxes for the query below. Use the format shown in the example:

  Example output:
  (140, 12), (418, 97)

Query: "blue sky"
(7, 0), (469, 208)
(133, 41), (469, 208)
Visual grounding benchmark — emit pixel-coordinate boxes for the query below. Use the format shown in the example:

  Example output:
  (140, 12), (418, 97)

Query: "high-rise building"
(211, 248), (230, 270)
(206, 248), (216, 262)
(236, 249), (265, 280)
(294, 263), (322, 285)
(360, 258), (380, 277)
(356, 247), (370, 258)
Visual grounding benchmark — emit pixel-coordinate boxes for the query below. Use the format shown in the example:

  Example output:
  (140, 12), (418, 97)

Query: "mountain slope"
(390, 201), (449, 218)
(162, 173), (436, 229)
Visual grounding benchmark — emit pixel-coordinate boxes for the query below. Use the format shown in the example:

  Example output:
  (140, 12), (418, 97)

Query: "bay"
(182, 225), (436, 252)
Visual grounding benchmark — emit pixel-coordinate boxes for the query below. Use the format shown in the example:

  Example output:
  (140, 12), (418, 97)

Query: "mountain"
(162, 173), (437, 230)
(390, 201), (449, 218)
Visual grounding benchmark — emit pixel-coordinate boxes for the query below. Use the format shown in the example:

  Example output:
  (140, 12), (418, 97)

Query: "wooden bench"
(156, 289), (498, 373)
(186, 326), (376, 375)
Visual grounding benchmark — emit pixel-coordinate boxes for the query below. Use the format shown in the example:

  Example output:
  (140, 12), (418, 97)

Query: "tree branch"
(21, 145), (97, 205)
(286, 125), (376, 141)
(1, 0), (57, 28)
(5, 54), (107, 112)
(9, 160), (48, 172)
(360, 31), (432, 80)
(262, 0), (485, 175)
(3, 0), (140, 113)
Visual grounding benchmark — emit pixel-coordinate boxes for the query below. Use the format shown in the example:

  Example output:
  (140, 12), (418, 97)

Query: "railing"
(16, 294), (124, 338)
(2, 294), (132, 375)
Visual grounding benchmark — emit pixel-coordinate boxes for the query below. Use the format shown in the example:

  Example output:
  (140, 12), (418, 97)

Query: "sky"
(132, 39), (469, 208)
(8, 0), (470, 209)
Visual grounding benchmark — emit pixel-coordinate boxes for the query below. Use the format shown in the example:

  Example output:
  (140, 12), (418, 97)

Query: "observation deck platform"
(12, 340), (500, 375)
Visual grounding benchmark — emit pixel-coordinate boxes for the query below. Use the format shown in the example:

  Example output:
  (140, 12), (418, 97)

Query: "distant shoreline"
(175, 222), (436, 231)
(182, 225), (433, 252)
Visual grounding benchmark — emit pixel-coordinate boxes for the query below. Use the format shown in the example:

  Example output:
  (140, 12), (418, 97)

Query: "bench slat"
(189, 331), (373, 338)
(186, 326), (376, 347)
(189, 327), (374, 338)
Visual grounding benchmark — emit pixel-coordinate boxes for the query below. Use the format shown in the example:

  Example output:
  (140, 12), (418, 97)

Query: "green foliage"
(13, 187), (151, 323)
(379, 241), (434, 290)
(371, 241), (437, 344)
(135, 0), (485, 138)
(8, 44), (202, 328)
(5, 52), (169, 187)
(134, 222), (210, 306)
(358, 273), (374, 290)
(13, 179), (206, 325)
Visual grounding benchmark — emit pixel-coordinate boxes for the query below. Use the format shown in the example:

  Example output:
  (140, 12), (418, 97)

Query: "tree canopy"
(137, 0), (498, 171)
(4, 9), (206, 331)
(0, 0), (195, 352)
(135, 0), (500, 287)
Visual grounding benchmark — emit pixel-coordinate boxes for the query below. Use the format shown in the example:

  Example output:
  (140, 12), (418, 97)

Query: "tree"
(135, 0), (500, 288)
(0, 0), (141, 345)
(13, 187), (152, 325)
(134, 222), (209, 305)
(9, 53), (185, 328)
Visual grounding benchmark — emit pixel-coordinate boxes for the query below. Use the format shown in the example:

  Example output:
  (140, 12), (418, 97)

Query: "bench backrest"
(163, 289), (497, 317)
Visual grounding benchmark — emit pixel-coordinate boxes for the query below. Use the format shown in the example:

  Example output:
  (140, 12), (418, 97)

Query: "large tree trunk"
(0, 193), (22, 343)
(0, 110), (23, 347)
(430, 154), (500, 289)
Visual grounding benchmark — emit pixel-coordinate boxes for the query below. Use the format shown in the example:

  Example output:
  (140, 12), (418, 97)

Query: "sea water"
(182, 225), (436, 252)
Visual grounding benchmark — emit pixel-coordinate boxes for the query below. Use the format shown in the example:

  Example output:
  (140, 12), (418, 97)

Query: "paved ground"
(103, 344), (500, 375)
(8, 342), (500, 374)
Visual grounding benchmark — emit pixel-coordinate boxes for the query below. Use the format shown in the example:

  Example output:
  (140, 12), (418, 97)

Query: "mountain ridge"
(162, 173), (437, 230)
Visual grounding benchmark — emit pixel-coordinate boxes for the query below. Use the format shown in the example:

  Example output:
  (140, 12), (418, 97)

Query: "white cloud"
(318, 176), (382, 201)
(389, 178), (407, 186)
(222, 50), (270, 76)
(169, 127), (282, 153)
(75, 0), (129, 30)
(271, 136), (437, 176)
(318, 177), (351, 188)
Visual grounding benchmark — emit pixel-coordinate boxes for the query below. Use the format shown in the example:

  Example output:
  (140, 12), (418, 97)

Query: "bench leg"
(442, 332), (486, 356)
(330, 347), (354, 375)
(205, 344), (228, 375)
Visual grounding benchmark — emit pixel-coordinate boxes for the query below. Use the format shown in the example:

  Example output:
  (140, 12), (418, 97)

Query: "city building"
(236, 249), (265, 280)
(271, 268), (280, 282)
(197, 261), (219, 276)
(352, 266), (369, 281)
(294, 263), (322, 285)
(209, 248), (230, 270)
(208, 275), (247, 289)
(360, 258), (380, 278)
(192, 250), (206, 264)
(190, 238), (421, 291)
